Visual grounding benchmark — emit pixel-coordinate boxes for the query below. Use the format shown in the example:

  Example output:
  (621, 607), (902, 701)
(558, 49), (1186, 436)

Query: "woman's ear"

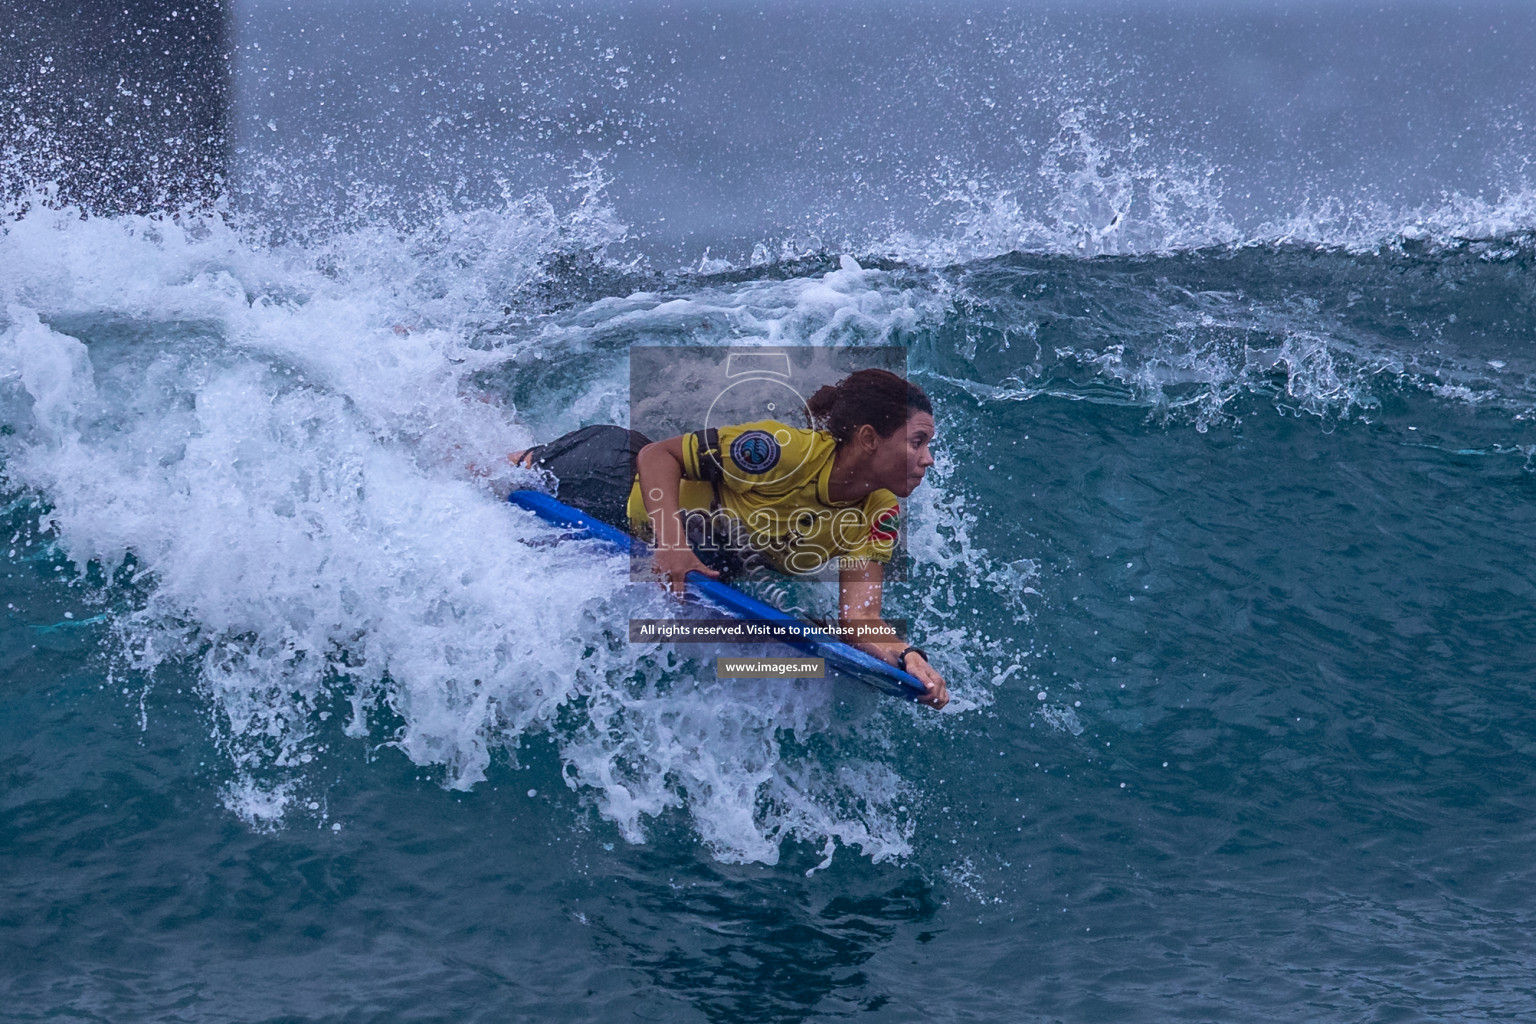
(854, 422), (880, 452)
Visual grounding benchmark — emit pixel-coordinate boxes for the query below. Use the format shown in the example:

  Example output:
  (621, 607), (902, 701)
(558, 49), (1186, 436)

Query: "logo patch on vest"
(729, 429), (781, 474)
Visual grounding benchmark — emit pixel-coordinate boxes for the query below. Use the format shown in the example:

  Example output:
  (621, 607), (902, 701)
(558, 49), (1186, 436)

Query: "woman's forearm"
(637, 436), (720, 592)
(637, 438), (688, 549)
(839, 565), (902, 664)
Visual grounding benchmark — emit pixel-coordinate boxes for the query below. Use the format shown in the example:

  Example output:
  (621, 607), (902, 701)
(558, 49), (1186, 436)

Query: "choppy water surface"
(7, 1), (1536, 1020)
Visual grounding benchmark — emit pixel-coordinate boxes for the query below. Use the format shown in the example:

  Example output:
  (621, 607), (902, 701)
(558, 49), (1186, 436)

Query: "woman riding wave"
(508, 368), (948, 709)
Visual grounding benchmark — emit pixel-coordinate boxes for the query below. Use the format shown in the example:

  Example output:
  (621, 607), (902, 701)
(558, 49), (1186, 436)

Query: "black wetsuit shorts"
(523, 424), (763, 580)
(523, 424), (651, 529)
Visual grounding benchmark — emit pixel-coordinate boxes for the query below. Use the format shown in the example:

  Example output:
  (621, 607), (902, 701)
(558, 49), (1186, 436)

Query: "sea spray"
(0, 193), (936, 863)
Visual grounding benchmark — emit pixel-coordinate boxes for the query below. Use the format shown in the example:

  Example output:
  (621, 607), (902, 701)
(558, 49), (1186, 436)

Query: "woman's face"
(869, 411), (936, 497)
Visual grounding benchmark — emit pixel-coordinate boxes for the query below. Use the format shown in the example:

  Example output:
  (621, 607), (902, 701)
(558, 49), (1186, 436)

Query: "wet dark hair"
(806, 369), (933, 445)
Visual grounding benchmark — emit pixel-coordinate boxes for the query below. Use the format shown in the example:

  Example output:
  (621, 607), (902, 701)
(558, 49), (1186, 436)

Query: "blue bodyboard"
(507, 490), (927, 700)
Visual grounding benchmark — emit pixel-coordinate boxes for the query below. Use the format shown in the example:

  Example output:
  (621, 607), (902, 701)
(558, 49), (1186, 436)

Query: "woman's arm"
(838, 559), (949, 709)
(637, 436), (720, 596)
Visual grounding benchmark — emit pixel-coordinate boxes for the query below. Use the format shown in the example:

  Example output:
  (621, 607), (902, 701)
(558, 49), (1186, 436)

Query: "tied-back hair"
(806, 368), (933, 445)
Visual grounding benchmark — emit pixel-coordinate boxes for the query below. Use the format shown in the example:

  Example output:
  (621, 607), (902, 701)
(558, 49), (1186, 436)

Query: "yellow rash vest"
(626, 420), (900, 576)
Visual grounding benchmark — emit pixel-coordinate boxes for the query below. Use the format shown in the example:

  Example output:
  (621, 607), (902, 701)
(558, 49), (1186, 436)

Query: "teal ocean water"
(6, 1), (1536, 1020)
(7, 212), (1536, 1021)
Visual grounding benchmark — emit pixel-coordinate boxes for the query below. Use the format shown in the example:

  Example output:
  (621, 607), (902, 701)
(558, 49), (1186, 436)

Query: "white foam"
(874, 113), (1536, 264)
(885, 109), (1241, 264)
(901, 442), (1040, 712)
(0, 194), (925, 865)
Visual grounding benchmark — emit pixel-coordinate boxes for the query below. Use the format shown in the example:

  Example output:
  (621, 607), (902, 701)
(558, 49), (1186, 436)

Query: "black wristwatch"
(896, 646), (927, 673)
